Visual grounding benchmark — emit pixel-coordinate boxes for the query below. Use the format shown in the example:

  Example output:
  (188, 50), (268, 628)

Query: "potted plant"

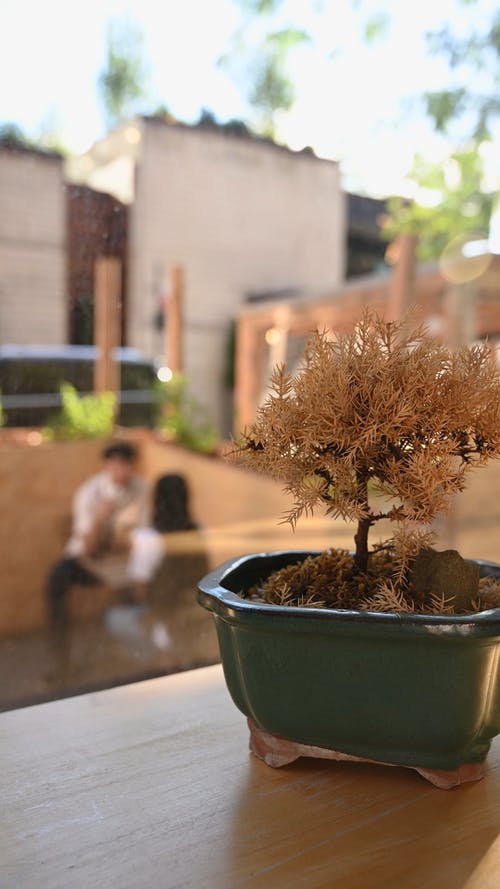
(198, 312), (500, 787)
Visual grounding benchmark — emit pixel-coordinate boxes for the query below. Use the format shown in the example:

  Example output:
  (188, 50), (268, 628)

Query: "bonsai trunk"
(354, 517), (371, 573)
(354, 472), (371, 573)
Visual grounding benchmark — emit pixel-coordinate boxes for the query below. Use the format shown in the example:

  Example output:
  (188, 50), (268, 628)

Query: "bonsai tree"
(236, 311), (500, 613)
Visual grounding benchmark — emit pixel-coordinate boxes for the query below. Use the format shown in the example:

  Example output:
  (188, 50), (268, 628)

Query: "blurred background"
(0, 0), (499, 709)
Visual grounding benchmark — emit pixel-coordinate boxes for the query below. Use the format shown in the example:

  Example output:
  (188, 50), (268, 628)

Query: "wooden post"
(445, 281), (476, 350)
(94, 257), (121, 397)
(234, 317), (259, 435)
(267, 307), (290, 371)
(438, 280), (477, 551)
(166, 265), (183, 372)
(388, 233), (418, 320)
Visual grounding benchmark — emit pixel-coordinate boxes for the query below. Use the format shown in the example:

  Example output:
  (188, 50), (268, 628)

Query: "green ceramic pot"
(198, 550), (500, 770)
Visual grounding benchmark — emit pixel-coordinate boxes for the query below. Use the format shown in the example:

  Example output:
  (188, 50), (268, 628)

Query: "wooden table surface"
(1, 665), (499, 889)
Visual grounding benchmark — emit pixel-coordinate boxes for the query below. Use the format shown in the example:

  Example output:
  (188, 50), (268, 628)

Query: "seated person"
(123, 473), (206, 608)
(47, 441), (164, 633)
(105, 473), (210, 655)
(147, 474), (211, 657)
(152, 473), (199, 534)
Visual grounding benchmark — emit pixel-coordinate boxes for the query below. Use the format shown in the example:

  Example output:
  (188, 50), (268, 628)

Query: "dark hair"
(102, 441), (138, 462)
(153, 474), (198, 533)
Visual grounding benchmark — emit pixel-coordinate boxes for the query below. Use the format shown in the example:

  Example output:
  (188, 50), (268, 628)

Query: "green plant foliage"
(267, 27), (310, 55)
(249, 57), (294, 137)
(249, 28), (310, 137)
(0, 354), (157, 428)
(155, 374), (218, 454)
(152, 103), (176, 121)
(0, 120), (66, 155)
(425, 10), (500, 140)
(241, 0), (285, 12)
(0, 122), (33, 149)
(0, 390), (4, 428)
(45, 384), (116, 440)
(363, 12), (390, 42)
(383, 148), (494, 261)
(98, 16), (148, 126)
(220, 11), (310, 139)
(423, 89), (468, 134)
(386, 4), (499, 257)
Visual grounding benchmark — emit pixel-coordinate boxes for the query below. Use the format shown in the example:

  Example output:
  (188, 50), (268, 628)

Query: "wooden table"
(1, 665), (499, 889)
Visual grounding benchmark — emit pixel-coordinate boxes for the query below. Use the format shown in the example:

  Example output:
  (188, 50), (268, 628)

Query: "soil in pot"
(244, 547), (500, 615)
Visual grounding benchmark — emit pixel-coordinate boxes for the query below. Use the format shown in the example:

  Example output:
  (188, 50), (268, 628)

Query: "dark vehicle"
(0, 345), (159, 427)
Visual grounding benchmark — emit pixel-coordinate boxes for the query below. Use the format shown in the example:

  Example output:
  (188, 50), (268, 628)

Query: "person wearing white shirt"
(47, 441), (165, 635)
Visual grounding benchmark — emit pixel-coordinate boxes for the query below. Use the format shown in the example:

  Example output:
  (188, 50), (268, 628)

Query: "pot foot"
(247, 719), (487, 788)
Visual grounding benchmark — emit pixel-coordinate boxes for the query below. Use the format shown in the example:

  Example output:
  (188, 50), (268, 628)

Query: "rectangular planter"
(198, 551), (500, 771)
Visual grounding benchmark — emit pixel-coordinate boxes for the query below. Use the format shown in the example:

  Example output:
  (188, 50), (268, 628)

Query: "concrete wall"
(0, 148), (66, 344)
(128, 122), (345, 432)
(0, 438), (104, 636)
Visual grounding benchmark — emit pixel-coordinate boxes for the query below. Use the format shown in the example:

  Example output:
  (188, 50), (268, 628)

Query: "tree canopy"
(224, 0), (499, 257)
(424, 5), (500, 140)
(383, 148), (494, 261)
(237, 312), (500, 572)
(237, 311), (500, 612)
(97, 18), (148, 128)
(386, 3), (500, 258)
(219, 24), (309, 139)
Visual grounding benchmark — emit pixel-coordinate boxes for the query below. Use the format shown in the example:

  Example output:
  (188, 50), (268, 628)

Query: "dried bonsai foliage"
(247, 549), (394, 609)
(248, 546), (500, 614)
(236, 310), (500, 613)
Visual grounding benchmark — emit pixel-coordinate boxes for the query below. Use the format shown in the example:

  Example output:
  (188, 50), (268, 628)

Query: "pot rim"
(198, 549), (500, 628)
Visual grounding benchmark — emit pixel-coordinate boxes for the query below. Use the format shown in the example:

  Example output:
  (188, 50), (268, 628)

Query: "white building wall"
(0, 149), (66, 344)
(128, 121), (345, 431)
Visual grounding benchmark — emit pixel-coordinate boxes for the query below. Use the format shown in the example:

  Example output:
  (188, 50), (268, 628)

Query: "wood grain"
(1, 665), (499, 889)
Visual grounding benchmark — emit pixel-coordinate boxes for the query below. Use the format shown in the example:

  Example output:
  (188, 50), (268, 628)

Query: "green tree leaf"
(46, 384), (116, 440)
(364, 13), (390, 42)
(98, 17), (148, 127)
(384, 148), (493, 261)
(424, 89), (468, 133)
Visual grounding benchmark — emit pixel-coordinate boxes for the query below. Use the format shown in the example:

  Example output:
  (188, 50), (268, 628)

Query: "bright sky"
(0, 0), (497, 195)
